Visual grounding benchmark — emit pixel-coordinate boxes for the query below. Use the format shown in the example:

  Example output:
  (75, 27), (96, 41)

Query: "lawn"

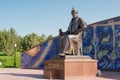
(0, 52), (21, 68)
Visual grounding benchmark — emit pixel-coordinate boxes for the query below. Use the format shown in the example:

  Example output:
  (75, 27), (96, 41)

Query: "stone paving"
(0, 68), (120, 80)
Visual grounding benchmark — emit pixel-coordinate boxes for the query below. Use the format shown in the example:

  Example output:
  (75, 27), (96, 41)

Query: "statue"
(58, 8), (87, 56)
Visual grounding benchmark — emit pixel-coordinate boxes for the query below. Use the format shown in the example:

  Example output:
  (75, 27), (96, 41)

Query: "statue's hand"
(59, 29), (62, 32)
(59, 29), (63, 36)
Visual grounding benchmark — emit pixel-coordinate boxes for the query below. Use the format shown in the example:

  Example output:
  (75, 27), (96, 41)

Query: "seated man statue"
(59, 8), (87, 56)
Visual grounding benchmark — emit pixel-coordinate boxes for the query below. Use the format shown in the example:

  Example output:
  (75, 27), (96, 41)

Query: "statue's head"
(71, 7), (78, 18)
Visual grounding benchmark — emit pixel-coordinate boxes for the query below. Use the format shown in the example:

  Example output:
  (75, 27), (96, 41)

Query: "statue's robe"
(59, 17), (87, 55)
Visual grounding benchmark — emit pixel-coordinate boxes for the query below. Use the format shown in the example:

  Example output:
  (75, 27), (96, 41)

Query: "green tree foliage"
(0, 27), (19, 56)
(46, 34), (53, 40)
(0, 27), (53, 55)
(22, 33), (40, 50)
(39, 34), (47, 43)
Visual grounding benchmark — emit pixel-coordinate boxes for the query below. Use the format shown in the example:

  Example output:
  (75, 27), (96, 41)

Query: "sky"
(0, 0), (120, 37)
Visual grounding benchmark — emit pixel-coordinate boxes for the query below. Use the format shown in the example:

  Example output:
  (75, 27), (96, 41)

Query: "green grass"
(0, 52), (21, 68)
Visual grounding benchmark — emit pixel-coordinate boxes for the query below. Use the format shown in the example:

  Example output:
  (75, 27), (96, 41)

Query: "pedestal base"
(44, 56), (98, 79)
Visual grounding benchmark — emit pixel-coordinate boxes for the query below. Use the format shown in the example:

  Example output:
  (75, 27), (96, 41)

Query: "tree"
(16, 35), (23, 52)
(0, 27), (54, 53)
(22, 33), (41, 50)
(0, 27), (17, 56)
(46, 34), (53, 40)
(39, 34), (46, 43)
(0, 27), (24, 56)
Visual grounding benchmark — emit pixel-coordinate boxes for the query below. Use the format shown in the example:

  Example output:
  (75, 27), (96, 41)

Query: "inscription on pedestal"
(45, 62), (64, 70)
(44, 56), (98, 79)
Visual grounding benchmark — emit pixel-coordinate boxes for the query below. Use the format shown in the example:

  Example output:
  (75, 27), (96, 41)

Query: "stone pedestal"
(44, 56), (98, 79)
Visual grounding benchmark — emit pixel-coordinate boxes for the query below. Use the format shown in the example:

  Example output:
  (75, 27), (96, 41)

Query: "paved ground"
(0, 68), (43, 80)
(0, 68), (120, 80)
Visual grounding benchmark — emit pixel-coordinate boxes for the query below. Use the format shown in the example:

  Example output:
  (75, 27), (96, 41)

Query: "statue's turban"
(71, 7), (78, 14)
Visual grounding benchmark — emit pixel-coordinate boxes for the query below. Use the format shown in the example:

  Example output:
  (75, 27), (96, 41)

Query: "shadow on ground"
(1, 73), (43, 79)
(98, 71), (120, 80)
(4, 66), (18, 68)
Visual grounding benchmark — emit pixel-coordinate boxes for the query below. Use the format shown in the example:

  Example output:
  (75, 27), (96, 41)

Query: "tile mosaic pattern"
(21, 37), (60, 68)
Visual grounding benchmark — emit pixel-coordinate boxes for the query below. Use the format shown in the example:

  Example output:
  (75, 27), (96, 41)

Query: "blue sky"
(0, 0), (120, 36)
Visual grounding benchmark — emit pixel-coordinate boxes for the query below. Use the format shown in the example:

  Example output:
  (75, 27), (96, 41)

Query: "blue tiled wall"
(82, 24), (120, 70)
(21, 37), (60, 69)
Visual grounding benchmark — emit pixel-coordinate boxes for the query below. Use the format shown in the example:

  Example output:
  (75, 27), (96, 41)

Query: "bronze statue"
(58, 8), (87, 56)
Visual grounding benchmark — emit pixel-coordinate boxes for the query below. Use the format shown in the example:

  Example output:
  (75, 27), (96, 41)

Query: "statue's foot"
(63, 51), (71, 55)
(58, 53), (65, 57)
